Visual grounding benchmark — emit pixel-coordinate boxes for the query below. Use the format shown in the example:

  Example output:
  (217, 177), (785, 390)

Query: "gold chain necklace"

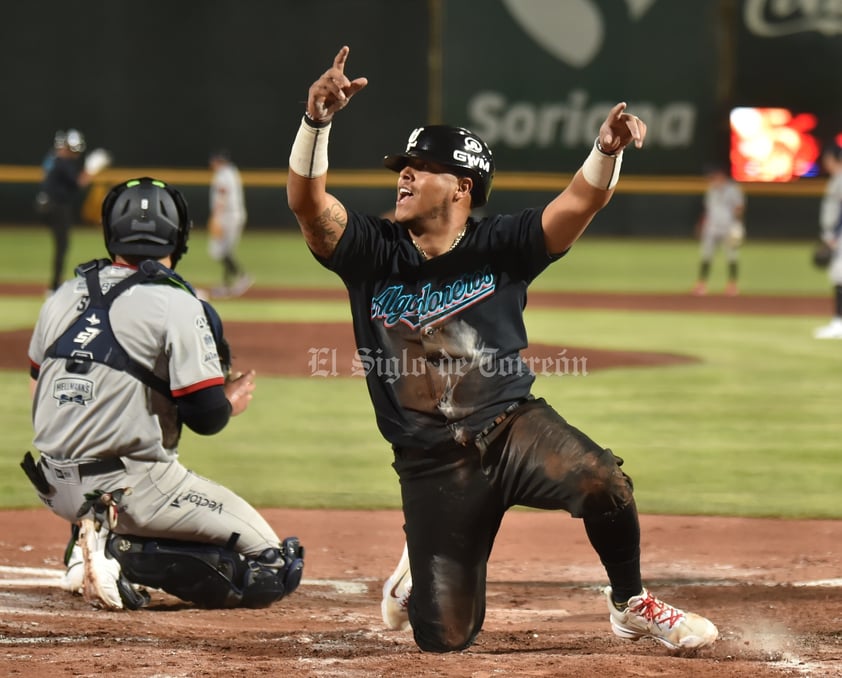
(412, 225), (468, 260)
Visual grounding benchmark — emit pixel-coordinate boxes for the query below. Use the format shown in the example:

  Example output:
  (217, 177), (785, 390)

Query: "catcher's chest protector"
(43, 260), (173, 397)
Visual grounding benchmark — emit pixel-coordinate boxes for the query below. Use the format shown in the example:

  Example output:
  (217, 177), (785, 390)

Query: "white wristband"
(581, 139), (623, 190)
(289, 116), (331, 178)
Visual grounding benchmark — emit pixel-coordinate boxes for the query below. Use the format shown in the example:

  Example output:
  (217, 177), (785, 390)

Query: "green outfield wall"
(2, 0), (839, 236)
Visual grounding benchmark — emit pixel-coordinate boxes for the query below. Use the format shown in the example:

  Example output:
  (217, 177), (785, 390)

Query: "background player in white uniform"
(692, 166), (746, 296)
(814, 145), (842, 339)
(208, 150), (252, 297)
(25, 177), (303, 610)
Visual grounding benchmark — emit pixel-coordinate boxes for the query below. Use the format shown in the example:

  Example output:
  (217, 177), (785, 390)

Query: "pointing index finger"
(333, 45), (350, 72)
(610, 101), (628, 122)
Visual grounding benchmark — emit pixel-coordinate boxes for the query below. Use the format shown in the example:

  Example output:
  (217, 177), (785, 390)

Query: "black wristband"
(303, 111), (331, 129)
(595, 139), (618, 157)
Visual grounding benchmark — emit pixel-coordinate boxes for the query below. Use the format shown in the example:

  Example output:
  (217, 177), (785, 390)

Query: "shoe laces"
(630, 592), (685, 629)
(396, 582), (412, 611)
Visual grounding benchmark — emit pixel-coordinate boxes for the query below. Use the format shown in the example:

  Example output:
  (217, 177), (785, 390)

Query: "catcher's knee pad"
(240, 536), (305, 608)
(107, 534), (305, 609)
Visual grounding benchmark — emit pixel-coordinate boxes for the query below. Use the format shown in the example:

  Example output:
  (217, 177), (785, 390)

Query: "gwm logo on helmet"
(454, 137), (491, 172)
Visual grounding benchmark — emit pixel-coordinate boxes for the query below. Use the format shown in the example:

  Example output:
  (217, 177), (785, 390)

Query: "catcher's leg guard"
(106, 534), (304, 609)
(107, 534), (247, 608)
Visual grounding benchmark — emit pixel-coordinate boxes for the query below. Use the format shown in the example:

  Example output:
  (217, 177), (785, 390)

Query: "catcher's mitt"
(812, 240), (833, 269)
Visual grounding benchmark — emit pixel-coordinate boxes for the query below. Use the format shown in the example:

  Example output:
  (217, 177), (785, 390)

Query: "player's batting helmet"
(101, 177), (192, 267)
(54, 129), (86, 153)
(383, 125), (495, 207)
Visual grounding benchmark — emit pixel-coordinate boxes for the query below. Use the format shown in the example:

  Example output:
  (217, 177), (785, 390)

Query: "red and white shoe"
(604, 586), (718, 649)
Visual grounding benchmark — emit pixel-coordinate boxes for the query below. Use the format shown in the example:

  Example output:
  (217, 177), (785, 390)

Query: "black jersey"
(319, 206), (561, 451)
(41, 155), (84, 205)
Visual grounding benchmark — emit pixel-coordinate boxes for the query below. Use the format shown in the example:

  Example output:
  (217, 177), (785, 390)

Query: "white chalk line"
(0, 565), (369, 595)
(2, 564), (841, 592)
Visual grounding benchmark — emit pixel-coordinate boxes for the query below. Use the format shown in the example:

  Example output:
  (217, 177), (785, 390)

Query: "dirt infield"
(2, 286), (839, 676)
(1, 509), (840, 677)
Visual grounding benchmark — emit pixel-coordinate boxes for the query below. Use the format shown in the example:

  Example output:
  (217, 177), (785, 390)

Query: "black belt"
(41, 456), (125, 478)
(394, 397), (536, 459)
(475, 397), (534, 441)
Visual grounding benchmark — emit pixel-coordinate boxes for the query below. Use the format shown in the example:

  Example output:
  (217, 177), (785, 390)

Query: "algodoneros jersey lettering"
(318, 208), (559, 450)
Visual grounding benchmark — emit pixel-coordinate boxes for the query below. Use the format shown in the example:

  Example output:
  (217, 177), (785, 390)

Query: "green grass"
(530, 237), (829, 295)
(1, 226), (839, 518)
(0, 227), (340, 290)
(525, 309), (841, 518)
(0, 226), (831, 295)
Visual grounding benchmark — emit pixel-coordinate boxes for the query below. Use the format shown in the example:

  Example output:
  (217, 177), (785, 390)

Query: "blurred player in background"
(814, 144), (842, 339)
(208, 149), (252, 298)
(35, 129), (111, 292)
(692, 165), (746, 296)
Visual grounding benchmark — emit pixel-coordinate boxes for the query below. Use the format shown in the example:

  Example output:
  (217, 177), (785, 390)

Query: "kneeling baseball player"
(23, 177), (304, 610)
(287, 46), (718, 653)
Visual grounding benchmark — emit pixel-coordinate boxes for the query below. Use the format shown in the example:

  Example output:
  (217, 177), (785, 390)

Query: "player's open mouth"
(397, 187), (413, 205)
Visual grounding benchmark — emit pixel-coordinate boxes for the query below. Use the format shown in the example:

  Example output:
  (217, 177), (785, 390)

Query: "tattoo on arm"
(305, 202), (347, 258)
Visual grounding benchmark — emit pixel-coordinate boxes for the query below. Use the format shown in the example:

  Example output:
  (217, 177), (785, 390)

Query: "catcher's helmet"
(101, 177), (191, 267)
(383, 125), (495, 207)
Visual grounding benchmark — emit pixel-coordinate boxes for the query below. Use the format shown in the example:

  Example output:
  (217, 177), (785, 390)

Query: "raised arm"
(286, 45), (368, 259)
(542, 102), (647, 255)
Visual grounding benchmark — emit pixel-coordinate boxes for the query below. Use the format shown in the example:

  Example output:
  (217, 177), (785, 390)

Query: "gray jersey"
(29, 264), (224, 463)
(820, 172), (842, 237)
(28, 263), (281, 557)
(210, 163), (246, 227)
(820, 172), (842, 284)
(702, 180), (744, 234)
(209, 163), (247, 260)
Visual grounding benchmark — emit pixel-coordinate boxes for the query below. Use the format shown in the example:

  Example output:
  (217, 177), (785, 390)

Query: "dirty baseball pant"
(36, 455), (281, 558)
(391, 398), (642, 653)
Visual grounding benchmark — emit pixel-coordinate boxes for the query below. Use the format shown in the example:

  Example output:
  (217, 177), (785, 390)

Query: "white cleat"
(381, 543), (412, 631)
(60, 542), (84, 594)
(78, 517), (124, 610)
(814, 319), (842, 339)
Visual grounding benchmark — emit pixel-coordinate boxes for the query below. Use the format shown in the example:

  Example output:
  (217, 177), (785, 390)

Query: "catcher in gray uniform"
(23, 177), (304, 610)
